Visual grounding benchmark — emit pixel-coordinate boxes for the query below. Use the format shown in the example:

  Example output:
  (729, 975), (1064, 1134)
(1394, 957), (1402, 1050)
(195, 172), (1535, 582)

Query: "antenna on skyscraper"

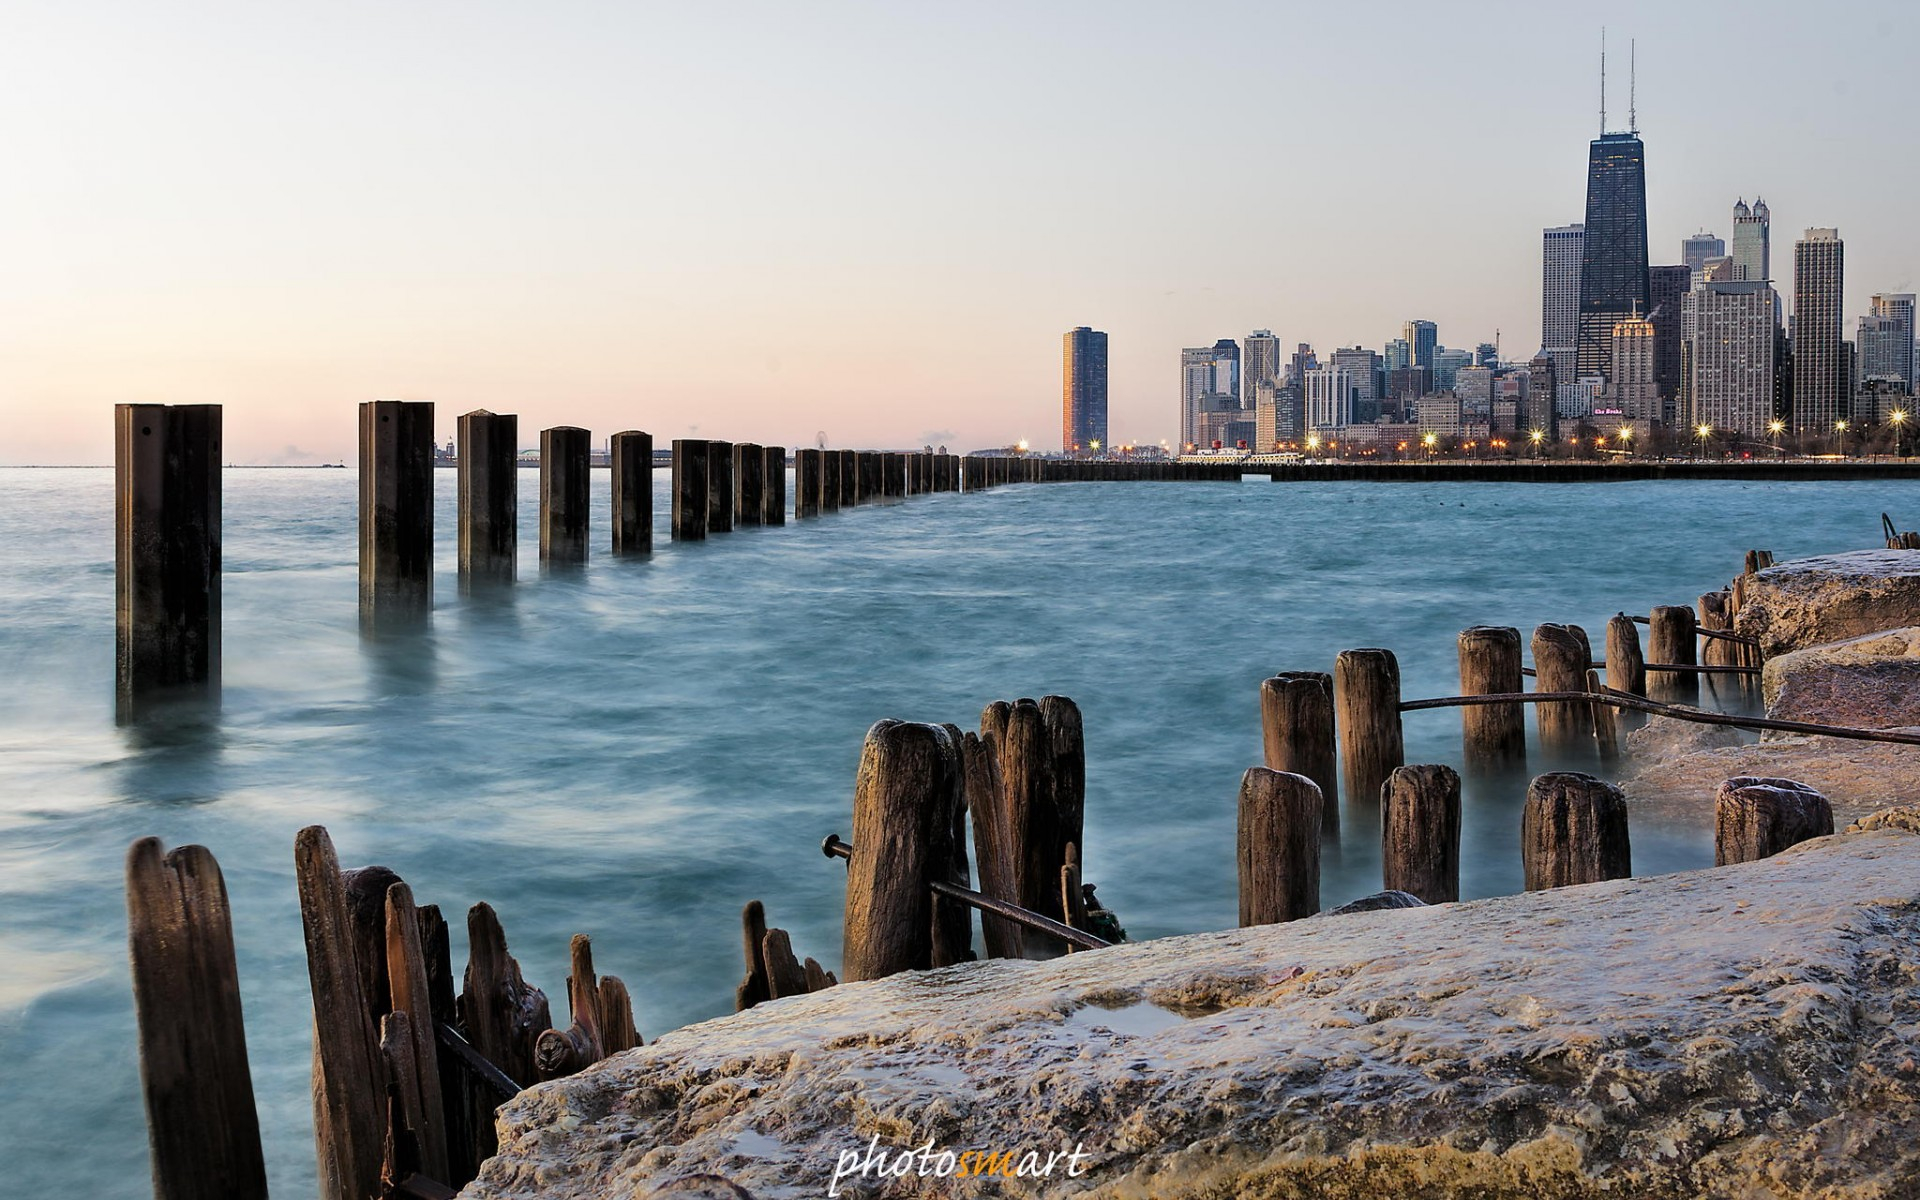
(1629, 39), (1637, 133)
(1599, 27), (1607, 135)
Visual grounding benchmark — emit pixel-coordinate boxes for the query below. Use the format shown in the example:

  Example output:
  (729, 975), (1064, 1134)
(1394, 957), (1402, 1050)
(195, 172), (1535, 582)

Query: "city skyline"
(5, 3), (1919, 463)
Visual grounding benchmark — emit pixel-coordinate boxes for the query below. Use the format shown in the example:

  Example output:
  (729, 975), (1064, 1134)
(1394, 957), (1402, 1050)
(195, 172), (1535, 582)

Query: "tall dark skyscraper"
(1575, 132), (1650, 384)
(1401, 320), (1437, 369)
(1061, 326), (1108, 453)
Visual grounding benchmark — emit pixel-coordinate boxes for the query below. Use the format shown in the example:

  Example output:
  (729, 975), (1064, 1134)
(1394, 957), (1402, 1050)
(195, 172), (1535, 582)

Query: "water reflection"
(116, 700), (224, 806)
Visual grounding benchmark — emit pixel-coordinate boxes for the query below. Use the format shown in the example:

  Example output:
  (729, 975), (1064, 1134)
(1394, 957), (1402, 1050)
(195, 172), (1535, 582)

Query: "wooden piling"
(1714, 777), (1834, 865)
(732, 442), (764, 527)
(961, 725), (1022, 959)
(1531, 623), (1593, 758)
(115, 403), (221, 715)
(1381, 764), (1461, 903)
(706, 440), (734, 533)
(1334, 649), (1404, 812)
(794, 449), (821, 519)
(836, 449), (858, 508)
(1605, 614), (1648, 731)
(456, 410), (516, 589)
(733, 900), (771, 1011)
(533, 935), (604, 1080)
(818, 450), (842, 514)
(1456, 626), (1525, 776)
(126, 838), (267, 1200)
(841, 720), (969, 981)
(1259, 672), (1338, 832)
(1521, 772), (1631, 890)
(1648, 605), (1700, 705)
(457, 903), (549, 1161)
(609, 431), (653, 554)
(670, 439), (709, 540)
(1236, 768), (1323, 924)
(383, 882), (448, 1182)
(761, 446), (786, 525)
(358, 400), (433, 630)
(538, 426), (590, 566)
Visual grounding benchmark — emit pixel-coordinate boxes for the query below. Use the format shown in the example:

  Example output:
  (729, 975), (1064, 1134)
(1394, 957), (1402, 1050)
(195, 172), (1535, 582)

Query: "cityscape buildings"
(1402, 320), (1437, 369)
(1575, 130), (1650, 385)
(1061, 326), (1108, 454)
(1731, 198), (1771, 283)
(1305, 366), (1356, 430)
(1683, 280), (1776, 436)
(1181, 339), (1242, 449)
(1864, 294), (1916, 392)
(1541, 224), (1584, 402)
(1792, 228), (1846, 433)
(1647, 264), (1690, 421)
(1608, 311), (1659, 427)
(1682, 231), (1724, 284)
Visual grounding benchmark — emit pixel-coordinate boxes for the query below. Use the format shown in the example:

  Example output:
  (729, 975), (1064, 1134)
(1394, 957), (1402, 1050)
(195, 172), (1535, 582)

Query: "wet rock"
(1762, 626), (1920, 729)
(1322, 889), (1425, 915)
(1734, 550), (1920, 657)
(466, 834), (1920, 1200)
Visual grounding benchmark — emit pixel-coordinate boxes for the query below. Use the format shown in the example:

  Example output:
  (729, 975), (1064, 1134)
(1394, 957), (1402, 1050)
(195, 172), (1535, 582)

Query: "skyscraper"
(1648, 264), (1690, 422)
(1682, 231), (1724, 284)
(1242, 331), (1282, 410)
(1180, 340), (1240, 449)
(1609, 312), (1659, 426)
(1402, 320), (1437, 369)
(1383, 338), (1411, 373)
(1576, 132), (1650, 384)
(1305, 366), (1356, 430)
(1684, 280), (1776, 436)
(1061, 327), (1108, 453)
(1865, 294), (1916, 391)
(1731, 198), (1771, 283)
(1792, 229), (1845, 432)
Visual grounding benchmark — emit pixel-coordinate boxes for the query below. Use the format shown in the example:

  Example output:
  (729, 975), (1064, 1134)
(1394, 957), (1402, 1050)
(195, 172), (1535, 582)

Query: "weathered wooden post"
(126, 838), (267, 1200)
(116, 403), (221, 716)
(706, 440), (734, 533)
(457, 902), (549, 1161)
(1334, 648), (1404, 812)
(1715, 777), (1834, 865)
(761, 445), (786, 525)
(1531, 623), (1593, 758)
(1259, 672), (1338, 833)
(1521, 772), (1631, 890)
(732, 441), (765, 527)
(1457, 626), (1525, 776)
(994, 696), (1086, 954)
(538, 426), (590, 567)
(840, 720), (969, 981)
(671, 439), (709, 540)
(1381, 764), (1461, 903)
(794, 448), (820, 519)
(382, 881), (449, 1182)
(456, 410), (516, 589)
(837, 449), (858, 508)
(1605, 613), (1648, 730)
(357, 400), (433, 630)
(1648, 604), (1700, 704)
(960, 726), (1021, 959)
(1237, 767), (1322, 924)
(818, 450), (842, 513)
(609, 430), (652, 554)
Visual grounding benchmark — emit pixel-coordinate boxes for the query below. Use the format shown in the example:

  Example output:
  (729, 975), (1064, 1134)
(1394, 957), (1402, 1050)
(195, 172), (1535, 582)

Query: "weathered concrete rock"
(1623, 712), (1746, 758)
(1735, 550), (1920, 657)
(467, 833), (1920, 1200)
(1622, 732), (1920, 830)
(1762, 626), (1920, 729)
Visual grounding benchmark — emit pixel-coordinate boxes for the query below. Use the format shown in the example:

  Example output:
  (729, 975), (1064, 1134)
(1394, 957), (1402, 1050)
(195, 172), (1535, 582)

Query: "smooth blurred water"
(1, 466), (1913, 1194)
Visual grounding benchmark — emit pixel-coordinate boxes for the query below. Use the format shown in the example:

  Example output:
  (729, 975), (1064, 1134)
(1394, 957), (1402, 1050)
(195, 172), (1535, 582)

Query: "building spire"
(1599, 27), (1607, 135)
(1629, 39), (1637, 133)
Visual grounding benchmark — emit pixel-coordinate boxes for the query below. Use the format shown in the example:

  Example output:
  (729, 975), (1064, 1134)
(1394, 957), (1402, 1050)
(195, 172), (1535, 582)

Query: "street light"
(1529, 429), (1544, 459)
(1617, 426), (1633, 458)
(1835, 419), (1849, 459)
(1768, 419), (1785, 458)
(1695, 423), (1712, 460)
(1422, 431), (1437, 462)
(1306, 434), (1321, 457)
(1893, 410), (1909, 459)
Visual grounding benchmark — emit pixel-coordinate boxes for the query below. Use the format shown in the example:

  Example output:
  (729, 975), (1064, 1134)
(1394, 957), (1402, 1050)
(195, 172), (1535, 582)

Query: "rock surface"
(1621, 731), (1920, 828)
(1734, 550), (1920, 656)
(1762, 626), (1920, 728)
(467, 832), (1920, 1200)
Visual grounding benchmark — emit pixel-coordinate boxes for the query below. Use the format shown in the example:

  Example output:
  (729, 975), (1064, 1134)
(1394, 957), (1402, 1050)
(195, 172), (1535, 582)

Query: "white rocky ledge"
(465, 829), (1920, 1200)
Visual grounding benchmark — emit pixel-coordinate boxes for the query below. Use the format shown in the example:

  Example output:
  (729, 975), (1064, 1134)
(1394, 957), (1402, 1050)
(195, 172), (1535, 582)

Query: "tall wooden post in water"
(1531, 623), (1593, 759)
(671, 439), (709, 541)
(357, 400), (433, 631)
(1648, 605), (1700, 705)
(794, 449), (820, 519)
(609, 430), (652, 554)
(733, 442), (764, 526)
(1457, 626), (1525, 776)
(539, 426), (590, 566)
(1237, 768), (1322, 924)
(706, 440), (734, 533)
(1334, 649), (1403, 811)
(1259, 672), (1338, 833)
(840, 720), (970, 981)
(116, 403), (221, 716)
(761, 446), (786, 524)
(456, 410), (516, 590)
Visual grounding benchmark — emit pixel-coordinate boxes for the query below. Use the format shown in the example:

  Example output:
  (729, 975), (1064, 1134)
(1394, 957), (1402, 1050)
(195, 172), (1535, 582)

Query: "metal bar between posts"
(821, 835), (1110, 951)
(1628, 613), (1759, 646)
(1399, 689), (1920, 746)
(1521, 663), (1759, 677)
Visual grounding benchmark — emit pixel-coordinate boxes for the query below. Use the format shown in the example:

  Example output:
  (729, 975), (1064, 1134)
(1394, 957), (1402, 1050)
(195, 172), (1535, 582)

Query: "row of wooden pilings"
(782, 448), (962, 521)
(125, 824), (654, 1200)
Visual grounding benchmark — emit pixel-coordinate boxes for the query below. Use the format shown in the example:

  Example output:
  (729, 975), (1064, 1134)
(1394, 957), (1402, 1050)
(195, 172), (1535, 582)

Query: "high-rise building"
(1383, 338), (1411, 373)
(1431, 347), (1472, 391)
(1792, 228), (1846, 432)
(1243, 330), (1282, 410)
(1287, 343), (1318, 387)
(1684, 280), (1776, 436)
(1648, 265), (1690, 422)
(1331, 347), (1382, 409)
(1609, 312), (1659, 426)
(1305, 366), (1356, 430)
(1474, 342), (1499, 367)
(1576, 132), (1650, 384)
(1731, 198), (1771, 283)
(1402, 320), (1437, 369)
(1180, 340), (1241, 449)
(1865, 294), (1916, 391)
(1542, 224), (1584, 410)
(1682, 231), (1725, 284)
(1061, 326), (1108, 454)
(1526, 354), (1560, 439)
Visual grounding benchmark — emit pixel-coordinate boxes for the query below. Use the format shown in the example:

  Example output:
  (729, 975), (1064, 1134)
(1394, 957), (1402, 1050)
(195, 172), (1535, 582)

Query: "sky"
(2, 0), (1916, 463)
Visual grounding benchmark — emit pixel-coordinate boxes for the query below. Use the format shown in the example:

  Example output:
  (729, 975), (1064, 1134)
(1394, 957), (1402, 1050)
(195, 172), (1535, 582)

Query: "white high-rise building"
(1685, 280), (1776, 436)
(1732, 198), (1771, 283)
(1610, 312), (1659, 426)
(1305, 366), (1355, 430)
(1542, 224), (1584, 410)
(1864, 294), (1916, 392)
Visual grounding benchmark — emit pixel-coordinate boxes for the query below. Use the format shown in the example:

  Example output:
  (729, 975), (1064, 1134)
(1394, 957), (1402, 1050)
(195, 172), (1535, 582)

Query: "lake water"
(1, 467), (1913, 1195)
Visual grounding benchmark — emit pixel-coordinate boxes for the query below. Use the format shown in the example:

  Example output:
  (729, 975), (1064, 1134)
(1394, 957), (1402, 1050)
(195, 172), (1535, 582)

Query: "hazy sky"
(3, 1), (1915, 463)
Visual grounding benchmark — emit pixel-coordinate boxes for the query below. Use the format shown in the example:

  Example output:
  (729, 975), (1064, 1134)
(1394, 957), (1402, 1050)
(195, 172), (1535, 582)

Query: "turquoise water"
(1, 467), (1913, 1195)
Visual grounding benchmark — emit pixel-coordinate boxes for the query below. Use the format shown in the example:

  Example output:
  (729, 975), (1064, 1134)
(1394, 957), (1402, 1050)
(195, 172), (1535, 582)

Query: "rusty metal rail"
(1521, 662), (1759, 678)
(821, 835), (1111, 951)
(1399, 688), (1920, 746)
(1628, 613), (1759, 646)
